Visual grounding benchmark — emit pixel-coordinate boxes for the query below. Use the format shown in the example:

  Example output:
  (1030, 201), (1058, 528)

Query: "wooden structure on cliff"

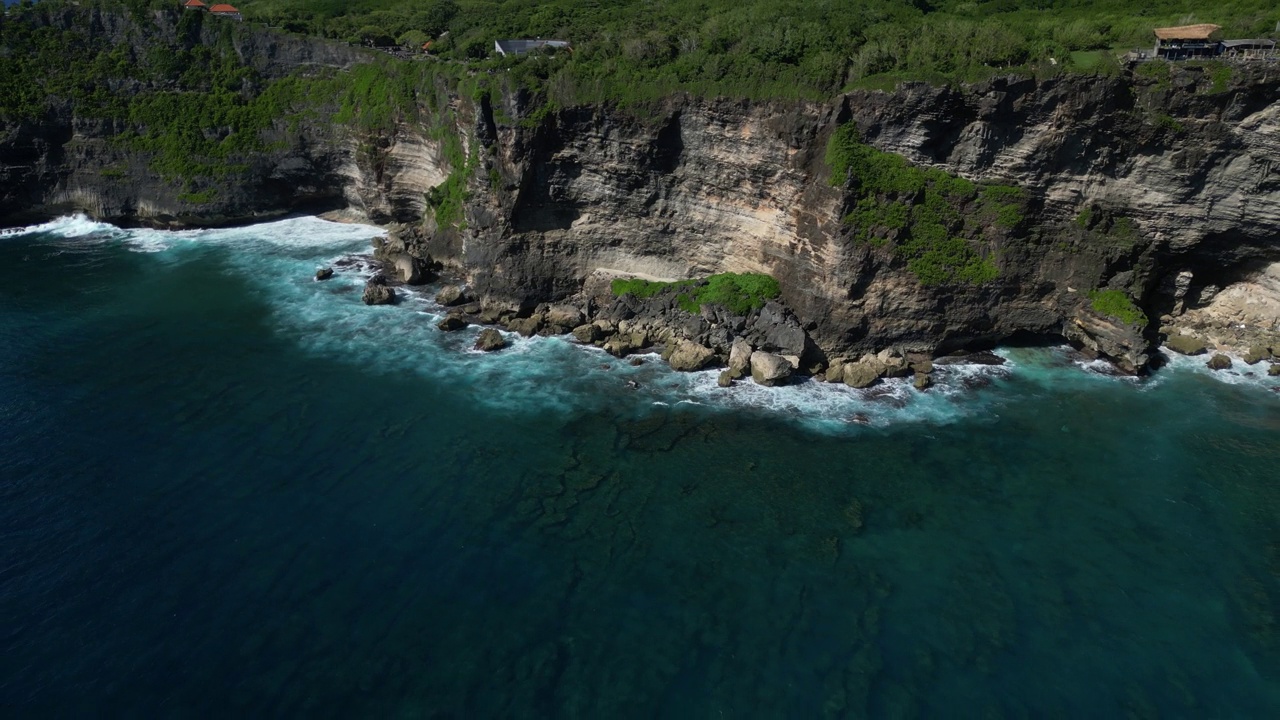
(1153, 24), (1222, 60)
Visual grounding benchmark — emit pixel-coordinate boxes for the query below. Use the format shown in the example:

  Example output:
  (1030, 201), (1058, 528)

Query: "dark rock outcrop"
(437, 314), (467, 331)
(1207, 353), (1233, 370)
(362, 275), (396, 306)
(436, 285), (474, 307)
(315, 267), (334, 281)
(474, 327), (506, 351)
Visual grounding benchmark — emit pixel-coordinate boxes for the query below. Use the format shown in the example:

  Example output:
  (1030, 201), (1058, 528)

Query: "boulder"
(1165, 334), (1207, 356)
(478, 307), (508, 324)
(1206, 353), (1232, 370)
(436, 314), (467, 332)
(1243, 344), (1271, 365)
(913, 372), (933, 391)
(668, 340), (716, 372)
(1270, 363), (1280, 377)
(603, 337), (634, 357)
(728, 338), (753, 379)
(315, 267), (334, 281)
(361, 275), (396, 305)
(842, 361), (880, 389)
(717, 370), (734, 388)
(782, 355), (802, 371)
(878, 354), (912, 379)
(824, 358), (847, 383)
(910, 358), (934, 374)
(506, 315), (544, 338)
(474, 328), (506, 352)
(572, 323), (603, 344)
(435, 285), (474, 307)
(392, 254), (430, 285)
(750, 351), (792, 387)
(545, 305), (585, 331)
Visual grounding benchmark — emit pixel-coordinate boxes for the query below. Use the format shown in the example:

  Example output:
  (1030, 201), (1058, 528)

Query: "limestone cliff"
(4, 8), (1280, 368)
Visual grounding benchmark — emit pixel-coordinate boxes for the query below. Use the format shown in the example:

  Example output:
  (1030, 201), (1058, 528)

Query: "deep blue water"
(2, 217), (1279, 716)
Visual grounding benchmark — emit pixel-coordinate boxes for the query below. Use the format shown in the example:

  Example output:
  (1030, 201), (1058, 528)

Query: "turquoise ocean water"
(1, 216), (1278, 716)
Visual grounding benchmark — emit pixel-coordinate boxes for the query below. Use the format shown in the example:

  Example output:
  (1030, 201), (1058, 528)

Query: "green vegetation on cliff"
(828, 123), (1014, 286)
(611, 273), (781, 315)
(243, 0), (1280, 99)
(1089, 289), (1148, 326)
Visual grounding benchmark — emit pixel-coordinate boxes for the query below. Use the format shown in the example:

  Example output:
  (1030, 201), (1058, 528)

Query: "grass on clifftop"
(611, 273), (780, 315)
(1089, 289), (1148, 326)
(828, 123), (1012, 287)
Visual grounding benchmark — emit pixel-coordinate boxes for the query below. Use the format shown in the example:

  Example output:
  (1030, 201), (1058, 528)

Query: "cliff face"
(409, 66), (1280, 361)
(4, 8), (1280, 364)
(0, 6), (366, 227)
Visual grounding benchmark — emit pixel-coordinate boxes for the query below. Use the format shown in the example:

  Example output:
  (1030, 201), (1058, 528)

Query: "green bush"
(1089, 289), (1148, 326)
(611, 273), (780, 315)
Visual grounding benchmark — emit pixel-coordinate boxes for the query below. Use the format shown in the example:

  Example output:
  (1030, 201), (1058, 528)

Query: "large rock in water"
(572, 323), (603, 343)
(362, 275), (396, 305)
(667, 340), (716, 371)
(1165, 334), (1207, 356)
(1206, 353), (1232, 370)
(436, 314), (467, 331)
(435, 284), (473, 307)
(1243, 344), (1271, 364)
(842, 361), (880, 389)
(391, 254), (431, 285)
(728, 338), (753, 379)
(750, 351), (792, 386)
(474, 328), (506, 351)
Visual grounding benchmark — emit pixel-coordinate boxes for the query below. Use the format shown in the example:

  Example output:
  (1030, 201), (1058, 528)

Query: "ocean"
(1, 216), (1278, 716)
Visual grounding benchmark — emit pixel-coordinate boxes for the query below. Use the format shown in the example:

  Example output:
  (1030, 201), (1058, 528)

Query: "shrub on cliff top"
(1089, 289), (1147, 326)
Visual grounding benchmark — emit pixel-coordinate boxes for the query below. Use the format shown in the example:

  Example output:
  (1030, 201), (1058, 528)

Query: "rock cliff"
(4, 7), (1280, 368)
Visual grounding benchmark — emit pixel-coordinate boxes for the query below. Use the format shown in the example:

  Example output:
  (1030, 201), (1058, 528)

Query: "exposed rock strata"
(6, 7), (1280, 369)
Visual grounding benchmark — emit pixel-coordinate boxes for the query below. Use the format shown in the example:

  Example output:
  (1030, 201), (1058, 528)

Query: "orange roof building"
(182, 0), (208, 8)
(209, 4), (242, 20)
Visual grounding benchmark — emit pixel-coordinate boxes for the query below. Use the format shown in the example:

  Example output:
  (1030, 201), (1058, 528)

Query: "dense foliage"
(611, 273), (781, 315)
(1089, 289), (1148, 325)
(829, 124), (1015, 286)
(0, 1), (457, 184)
(243, 0), (1280, 100)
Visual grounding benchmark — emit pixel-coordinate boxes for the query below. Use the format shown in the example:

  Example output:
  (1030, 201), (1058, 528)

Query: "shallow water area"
(2, 217), (1279, 716)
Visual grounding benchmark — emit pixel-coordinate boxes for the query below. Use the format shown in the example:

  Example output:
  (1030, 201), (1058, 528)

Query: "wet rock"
(544, 306), (584, 333)
(910, 358), (934, 374)
(824, 358), (847, 383)
(750, 351), (792, 387)
(602, 334), (639, 357)
(842, 361), (880, 389)
(392, 254), (431, 285)
(474, 328), (506, 351)
(361, 275), (396, 305)
(572, 323), (603, 344)
(913, 372), (933, 391)
(1165, 334), (1207, 356)
(717, 370), (734, 387)
(629, 358), (644, 366)
(506, 315), (544, 338)
(1207, 353), (1232, 370)
(315, 267), (334, 281)
(728, 338), (753, 379)
(435, 284), (474, 307)
(1269, 363), (1280, 376)
(436, 314), (467, 332)
(1064, 308), (1150, 374)
(1243, 344), (1271, 365)
(667, 340), (716, 372)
